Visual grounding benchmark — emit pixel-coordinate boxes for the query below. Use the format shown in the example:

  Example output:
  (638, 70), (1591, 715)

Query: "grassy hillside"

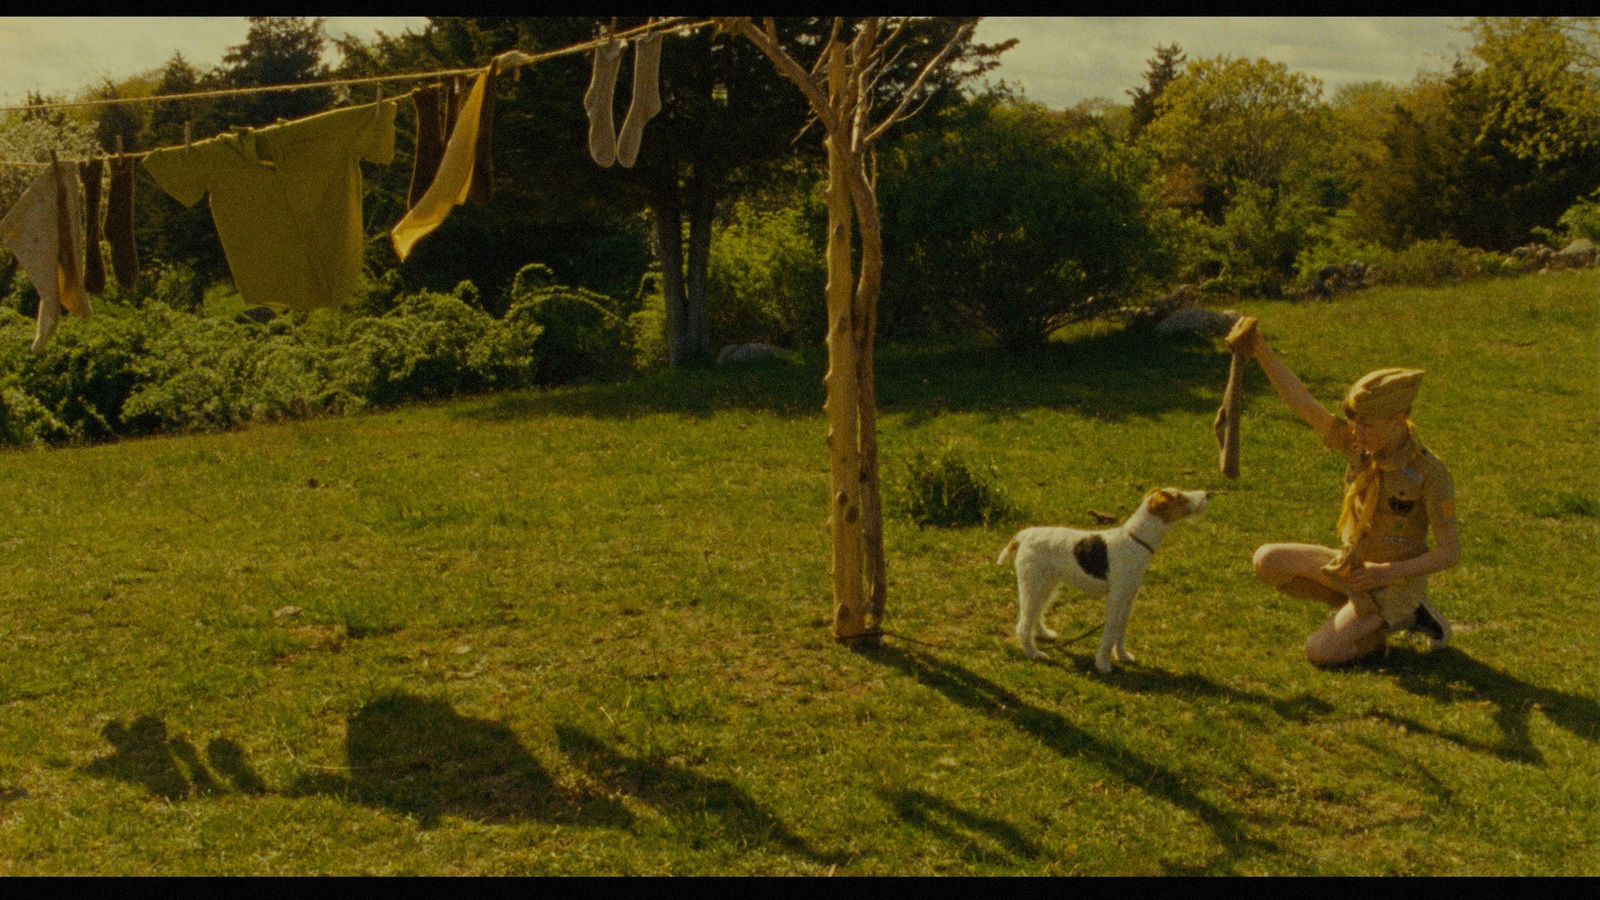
(0, 271), (1594, 874)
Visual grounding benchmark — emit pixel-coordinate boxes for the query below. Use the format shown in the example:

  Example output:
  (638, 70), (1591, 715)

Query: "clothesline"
(0, 16), (714, 166)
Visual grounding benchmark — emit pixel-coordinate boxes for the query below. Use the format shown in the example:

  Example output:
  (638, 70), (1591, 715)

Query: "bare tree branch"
(728, 16), (839, 134)
(862, 22), (973, 147)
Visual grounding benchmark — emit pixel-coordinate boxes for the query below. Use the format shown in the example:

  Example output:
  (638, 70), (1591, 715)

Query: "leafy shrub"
(879, 92), (1173, 349)
(0, 277), (547, 446)
(1557, 187), (1600, 244)
(334, 284), (540, 406)
(707, 199), (826, 349)
(0, 304), (155, 442)
(893, 441), (1016, 528)
(1204, 183), (1325, 297)
(627, 271), (668, 373)
(507, 263), (632, 384)
(121, 311), (342, 433)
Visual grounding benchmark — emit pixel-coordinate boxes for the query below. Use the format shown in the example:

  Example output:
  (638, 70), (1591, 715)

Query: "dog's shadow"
(1350, 646), (1599, 765)
(1047, 651), (1338, 723)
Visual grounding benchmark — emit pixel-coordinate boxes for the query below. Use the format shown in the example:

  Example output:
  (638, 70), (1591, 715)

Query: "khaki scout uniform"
(1317, 418), (1456, 627)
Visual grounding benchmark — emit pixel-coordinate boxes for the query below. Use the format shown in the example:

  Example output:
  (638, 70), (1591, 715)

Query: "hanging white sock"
(615, 31), (663, 168)
(584, 39), (623, 167)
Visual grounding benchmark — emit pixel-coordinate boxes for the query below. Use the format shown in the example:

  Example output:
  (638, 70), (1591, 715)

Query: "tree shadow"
(287, 693), (630, 830)
(80, 716), (267, 801)
(858, 644), (1275, 871)
(554, 725), (834, 865)
(873, 787), (1041, 863)
(454, 327), (1236, 425)
(1349, 646), (1600, 766)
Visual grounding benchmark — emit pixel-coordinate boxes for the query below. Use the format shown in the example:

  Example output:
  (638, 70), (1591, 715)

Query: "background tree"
(214, 17), (334, 128)
(1126, 42), (1184, 141)
(1143, 55), (1327, 222)
(1348, 18), (1600, 250)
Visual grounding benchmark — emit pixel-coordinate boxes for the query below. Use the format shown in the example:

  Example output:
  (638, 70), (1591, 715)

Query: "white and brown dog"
(997, 488), (1209, 672)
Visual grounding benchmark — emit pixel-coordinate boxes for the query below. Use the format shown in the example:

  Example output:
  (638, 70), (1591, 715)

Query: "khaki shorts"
(1366, 575), (1427, 629)
(1323, 553), (1427, 628)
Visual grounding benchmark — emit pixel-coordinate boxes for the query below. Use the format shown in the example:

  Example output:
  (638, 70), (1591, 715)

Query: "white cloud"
(972, 17), (1472, 107)
(0, 17), (428, 104)
(1, 17), (1474, 111)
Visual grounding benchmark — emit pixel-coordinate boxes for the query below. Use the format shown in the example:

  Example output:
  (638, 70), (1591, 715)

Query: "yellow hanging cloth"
(391, 66), (490, 261)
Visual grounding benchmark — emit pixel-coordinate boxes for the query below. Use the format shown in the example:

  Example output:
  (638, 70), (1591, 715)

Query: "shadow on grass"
(453, 328), (1238, 425)
(874, 787), (1041, 863)
(554, 725), (833, 865)
(80, 717), (267, 801)
(1353, 646), (1600, 765)
(287, 693), (630, 830)
(859, 644), (1275, 873)
(1056, 656), (1338, 723)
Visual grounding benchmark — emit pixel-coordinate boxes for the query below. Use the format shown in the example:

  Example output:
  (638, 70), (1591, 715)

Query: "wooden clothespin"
(375, 83), (383, 115)
(184, 122), (192, 151)
(114, 134), (123, 156)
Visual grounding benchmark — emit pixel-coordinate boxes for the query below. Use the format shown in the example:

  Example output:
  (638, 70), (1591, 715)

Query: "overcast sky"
(0, 17), (1474, 109)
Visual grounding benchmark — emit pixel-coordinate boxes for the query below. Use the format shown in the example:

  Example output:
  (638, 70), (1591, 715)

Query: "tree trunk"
(649, 182), (690, 367)
(684, 165), (717, 361)
(847, 158), (887, 630)
(823, 41), (868, 645)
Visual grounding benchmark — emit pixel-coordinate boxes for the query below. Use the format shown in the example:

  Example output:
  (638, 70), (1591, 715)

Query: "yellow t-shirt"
(142, 100), (397, 310)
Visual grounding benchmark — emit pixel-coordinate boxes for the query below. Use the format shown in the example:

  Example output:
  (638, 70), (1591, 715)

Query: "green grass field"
(0, 271), (1595, 874)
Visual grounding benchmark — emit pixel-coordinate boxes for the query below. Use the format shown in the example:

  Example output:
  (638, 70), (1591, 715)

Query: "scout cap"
(1343, 368), (1424, 419)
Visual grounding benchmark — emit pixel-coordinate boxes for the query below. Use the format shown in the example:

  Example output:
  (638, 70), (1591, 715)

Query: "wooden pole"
(823, 40), (867, 644)
(727, 17), (971, 646)
(849, 158), (887, 633)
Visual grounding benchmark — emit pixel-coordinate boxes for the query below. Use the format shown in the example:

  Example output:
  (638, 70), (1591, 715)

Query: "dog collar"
(1129, 532), (1157, 555)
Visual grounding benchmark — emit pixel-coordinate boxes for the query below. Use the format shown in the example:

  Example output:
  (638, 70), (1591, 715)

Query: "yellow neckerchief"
(1336, 419), (1425, 547)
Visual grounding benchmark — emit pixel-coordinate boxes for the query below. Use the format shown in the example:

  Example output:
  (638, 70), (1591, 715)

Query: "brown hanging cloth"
(105, 153), (139, 290)
(444, 75), (463, 140)
(49, 151), (86, 319)
(467, 61), (497, 205)
(78, 159), (106, 295)
(407, 84), (446, 211)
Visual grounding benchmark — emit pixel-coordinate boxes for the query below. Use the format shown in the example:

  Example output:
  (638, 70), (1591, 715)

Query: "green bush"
(707, 198), (826, 349)
(893, 441), (1017, 528)
(0, 304), (155, 442)
(507, 263), (632, 384)
(0, 277), (548, 447)
(1206, 183), (1325, 297)
(627, 271), (668, 373)
(1557, 187), (1600, 244)
(121, 311), (342, 433)
(879, 91), (1173, 349)
(1294, 229), (1526, 291)
(334, 284), (540, 407)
